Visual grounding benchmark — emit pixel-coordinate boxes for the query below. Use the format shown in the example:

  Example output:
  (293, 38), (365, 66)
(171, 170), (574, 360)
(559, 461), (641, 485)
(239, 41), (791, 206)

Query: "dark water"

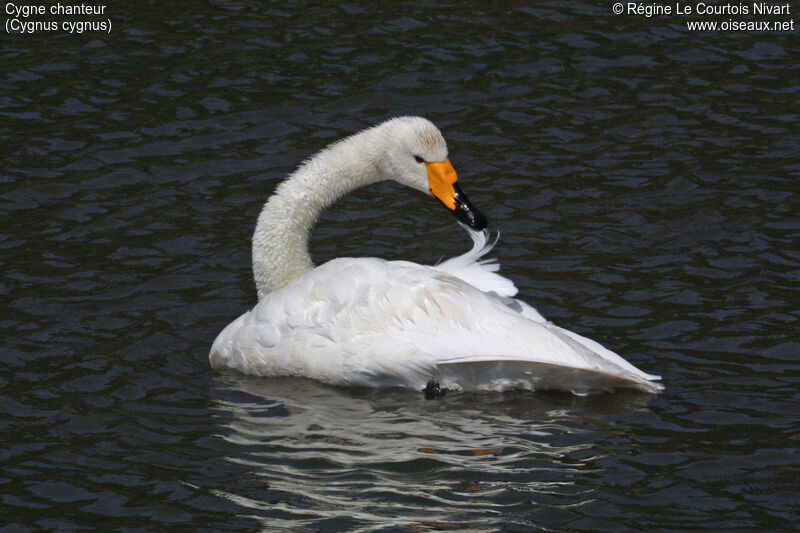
(2, 1), (798, 531)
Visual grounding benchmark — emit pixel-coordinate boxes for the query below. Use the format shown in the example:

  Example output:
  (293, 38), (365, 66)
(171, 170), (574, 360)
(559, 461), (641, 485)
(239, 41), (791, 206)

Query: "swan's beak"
(425, 159), (488, 230)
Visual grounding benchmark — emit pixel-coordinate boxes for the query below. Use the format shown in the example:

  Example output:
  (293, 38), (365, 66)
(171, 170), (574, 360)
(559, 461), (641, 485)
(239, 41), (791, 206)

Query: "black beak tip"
(450, 183), (488, 230)
(458, 206), (487, 230)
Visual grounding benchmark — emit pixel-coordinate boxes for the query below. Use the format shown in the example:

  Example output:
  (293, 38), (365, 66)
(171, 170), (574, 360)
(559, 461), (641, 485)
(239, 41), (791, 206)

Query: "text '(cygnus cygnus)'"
(210, 117), (663, 394)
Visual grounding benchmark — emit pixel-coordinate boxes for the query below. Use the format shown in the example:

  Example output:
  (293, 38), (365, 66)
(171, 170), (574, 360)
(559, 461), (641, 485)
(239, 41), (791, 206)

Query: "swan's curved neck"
(252, 130), (384, 299)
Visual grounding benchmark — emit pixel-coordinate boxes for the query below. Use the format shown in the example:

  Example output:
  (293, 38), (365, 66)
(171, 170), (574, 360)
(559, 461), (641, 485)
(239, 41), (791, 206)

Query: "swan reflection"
(209, 373), (651, 530)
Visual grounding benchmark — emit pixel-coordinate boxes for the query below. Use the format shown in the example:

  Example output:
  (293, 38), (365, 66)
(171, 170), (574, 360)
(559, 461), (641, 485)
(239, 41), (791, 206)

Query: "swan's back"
(210, 253), (663, 394)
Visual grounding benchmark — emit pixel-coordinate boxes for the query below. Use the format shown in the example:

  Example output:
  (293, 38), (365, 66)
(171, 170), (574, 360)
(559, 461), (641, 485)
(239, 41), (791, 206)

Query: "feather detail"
(434, 226), (518, 298)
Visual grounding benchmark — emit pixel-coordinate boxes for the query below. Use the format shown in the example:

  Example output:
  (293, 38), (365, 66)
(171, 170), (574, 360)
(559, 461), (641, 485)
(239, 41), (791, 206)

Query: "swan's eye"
(414, 155), (424, 164)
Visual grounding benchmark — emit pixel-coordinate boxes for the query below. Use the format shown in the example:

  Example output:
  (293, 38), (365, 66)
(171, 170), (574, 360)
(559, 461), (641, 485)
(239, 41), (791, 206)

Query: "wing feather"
(434, 228), (518, 298)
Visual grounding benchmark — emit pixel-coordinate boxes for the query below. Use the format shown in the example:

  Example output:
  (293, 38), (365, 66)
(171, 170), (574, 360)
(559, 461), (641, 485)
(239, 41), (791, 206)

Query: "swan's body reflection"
(209, 373), (652, 530)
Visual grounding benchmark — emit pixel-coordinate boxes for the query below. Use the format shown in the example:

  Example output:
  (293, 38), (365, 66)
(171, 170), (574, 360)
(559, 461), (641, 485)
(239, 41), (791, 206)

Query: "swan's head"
(377, 116), (487, 230)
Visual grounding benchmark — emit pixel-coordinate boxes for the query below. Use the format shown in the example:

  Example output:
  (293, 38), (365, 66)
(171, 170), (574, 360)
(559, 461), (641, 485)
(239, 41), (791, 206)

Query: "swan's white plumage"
(434, 227), (518, 299)
(210, 117), (663, 394)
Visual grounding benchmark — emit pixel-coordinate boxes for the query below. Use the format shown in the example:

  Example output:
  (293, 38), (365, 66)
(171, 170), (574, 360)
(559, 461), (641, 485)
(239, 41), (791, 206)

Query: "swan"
(210, 117), (663, 395)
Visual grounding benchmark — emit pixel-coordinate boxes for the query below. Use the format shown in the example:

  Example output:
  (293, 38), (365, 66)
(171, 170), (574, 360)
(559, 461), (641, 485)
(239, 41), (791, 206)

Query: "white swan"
(210, 117), (663, 394)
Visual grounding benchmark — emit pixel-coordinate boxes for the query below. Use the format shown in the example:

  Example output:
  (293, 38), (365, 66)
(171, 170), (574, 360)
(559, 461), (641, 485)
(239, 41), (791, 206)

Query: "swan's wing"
(424, 321), (663, 394)
(433, 228), (518, 298)
(211, 258), (443, 386)
(211, 257), (662, 394)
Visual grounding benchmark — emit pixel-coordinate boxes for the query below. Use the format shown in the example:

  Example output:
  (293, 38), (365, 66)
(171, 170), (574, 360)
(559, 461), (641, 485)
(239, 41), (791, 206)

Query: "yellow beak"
(424, 158), (487, 230)
(425, 158), (459, 209)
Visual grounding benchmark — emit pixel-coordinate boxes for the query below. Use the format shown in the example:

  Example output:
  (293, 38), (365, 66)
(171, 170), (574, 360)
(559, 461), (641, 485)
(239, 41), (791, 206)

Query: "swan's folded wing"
(364, 261), (661, 393)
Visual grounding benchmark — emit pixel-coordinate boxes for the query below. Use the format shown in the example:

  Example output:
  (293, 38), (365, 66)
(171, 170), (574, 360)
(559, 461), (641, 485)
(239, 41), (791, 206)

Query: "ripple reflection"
(210, 373), (652, 530)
